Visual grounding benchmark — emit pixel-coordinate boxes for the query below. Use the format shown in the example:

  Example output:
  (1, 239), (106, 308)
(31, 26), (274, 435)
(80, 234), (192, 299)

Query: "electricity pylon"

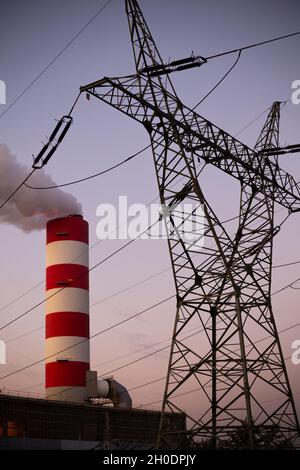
(81, 0), (300, 448)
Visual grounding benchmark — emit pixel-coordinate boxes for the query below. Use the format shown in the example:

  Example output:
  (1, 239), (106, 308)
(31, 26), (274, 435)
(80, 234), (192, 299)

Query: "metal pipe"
(97, 379), (132, 409)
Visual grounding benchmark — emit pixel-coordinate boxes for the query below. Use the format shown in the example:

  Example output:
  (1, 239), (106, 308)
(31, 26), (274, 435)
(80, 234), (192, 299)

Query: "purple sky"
(0, 0), (300, 418)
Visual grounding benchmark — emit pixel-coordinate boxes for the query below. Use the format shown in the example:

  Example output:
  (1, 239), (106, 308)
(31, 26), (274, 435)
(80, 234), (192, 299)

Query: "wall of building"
(0, 395), (185, 449)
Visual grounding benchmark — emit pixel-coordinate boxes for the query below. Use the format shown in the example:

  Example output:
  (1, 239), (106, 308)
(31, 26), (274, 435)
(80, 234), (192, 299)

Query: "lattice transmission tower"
(81, 0), (300, 449)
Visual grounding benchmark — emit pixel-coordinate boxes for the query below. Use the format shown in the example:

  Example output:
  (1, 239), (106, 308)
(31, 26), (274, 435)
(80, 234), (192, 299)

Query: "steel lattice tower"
(81, 0), (300, 449)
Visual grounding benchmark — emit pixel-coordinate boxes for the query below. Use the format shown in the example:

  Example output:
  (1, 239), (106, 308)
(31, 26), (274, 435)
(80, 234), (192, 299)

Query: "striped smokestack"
(45, 214), (90, 403)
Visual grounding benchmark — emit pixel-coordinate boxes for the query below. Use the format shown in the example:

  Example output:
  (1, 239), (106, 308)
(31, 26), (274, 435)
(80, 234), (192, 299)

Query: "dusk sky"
(0, 0), (300, 419)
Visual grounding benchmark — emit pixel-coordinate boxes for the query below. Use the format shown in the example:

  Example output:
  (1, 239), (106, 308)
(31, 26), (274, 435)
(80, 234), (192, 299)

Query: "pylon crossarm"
(81, 75), (300, 211)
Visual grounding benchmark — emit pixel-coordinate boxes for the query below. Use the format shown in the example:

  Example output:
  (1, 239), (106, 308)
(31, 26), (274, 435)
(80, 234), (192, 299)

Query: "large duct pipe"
(97, 379), (132, 409)
(112, 379), (132, 409)
(45, 214), (89, 403)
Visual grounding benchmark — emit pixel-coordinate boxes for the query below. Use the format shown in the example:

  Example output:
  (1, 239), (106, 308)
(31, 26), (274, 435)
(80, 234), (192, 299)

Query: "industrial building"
(0, 394), (185, 450)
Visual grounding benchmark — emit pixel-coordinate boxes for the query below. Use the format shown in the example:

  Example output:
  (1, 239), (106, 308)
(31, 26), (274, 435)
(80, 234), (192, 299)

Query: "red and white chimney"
(45, 214), (90, 402)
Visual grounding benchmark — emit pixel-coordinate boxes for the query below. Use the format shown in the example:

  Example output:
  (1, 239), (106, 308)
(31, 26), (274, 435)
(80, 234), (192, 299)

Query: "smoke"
(0, 144), (82, 232)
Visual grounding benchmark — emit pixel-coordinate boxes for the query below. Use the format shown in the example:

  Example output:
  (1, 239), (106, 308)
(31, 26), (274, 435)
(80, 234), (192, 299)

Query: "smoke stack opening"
(68, 214), (83, 219)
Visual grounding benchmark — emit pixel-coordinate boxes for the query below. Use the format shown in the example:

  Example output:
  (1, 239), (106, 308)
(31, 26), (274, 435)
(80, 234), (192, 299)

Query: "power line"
(20, 382), (44, 392)
(0, 131), (288, 321)
(16, 32), (300, 190)
(4, 265), (171, 345)
(6, 326), (44, 344)
(24, 143), (151, 189)
(48, 313), (300, 401)
(0, 177), (295, 338)
(0, 92), (81, 211)
(19, 325), (202, 393)
(0, 175), (165, 317)
(139, 368), (300, 411)
(99, 322), (208, 378)
(0, 216), (211, 318)
(90, 266), (170, 308)
(7, 283), (300, 397)
(2, 26), (296, 211)
(6, 305), (217, 394)
(13, 253), (300, 398)
(0, 0), (113, 120)
(0, 280), (44, 315)
(234, 100), (289, 138)
(98, 284), (300, 375)
(0, 169), (36, 210)
(0, 139), (297, 342)
(127, 377), (165, 393)
(46, 320), (176, 400)
(93, 277), (300, 373)
(98, 313), (300, 378)
(19, 341), (300, 402)
(234, 106), (270, 138)
(0, 294), (174, 382)
(0, 199), (153, 315)
(4, 299), (205, 397)
(273, 260), (300, 269)
(3, 150), (196, 321)
(0, 147), (162, 317)
(7, 307), (201, 386)
(277, 321), (300, 336)
(136, 351), (300, 410)
(0, 152), (204, 325)
(99, 345), (171, 378)
(192, 50), (242, 110)
(141, 30), (300, 81)
(26, 378), (163, 395)
(92, 334), (174, 370)
(4, 10), (293, 216)
(205, 30), (300, 61)
(272, 276), (300, 296)
(290, 284), (300, 291)
(0, 264), (169, 342)
(0, 209), (295, 335)
(0, 219), (159, 332)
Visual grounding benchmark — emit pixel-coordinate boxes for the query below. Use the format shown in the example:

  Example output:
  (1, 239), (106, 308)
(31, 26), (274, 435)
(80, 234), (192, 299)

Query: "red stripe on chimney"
(46, 215), (88, 244)
(46, 312), (89, 338)
(45, 361), (89, 387)
(46, 264), (89, 290)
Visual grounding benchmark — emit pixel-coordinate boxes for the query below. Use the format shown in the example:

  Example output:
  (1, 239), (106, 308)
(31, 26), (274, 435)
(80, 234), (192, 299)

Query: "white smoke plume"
(0, 144), (82, 232)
